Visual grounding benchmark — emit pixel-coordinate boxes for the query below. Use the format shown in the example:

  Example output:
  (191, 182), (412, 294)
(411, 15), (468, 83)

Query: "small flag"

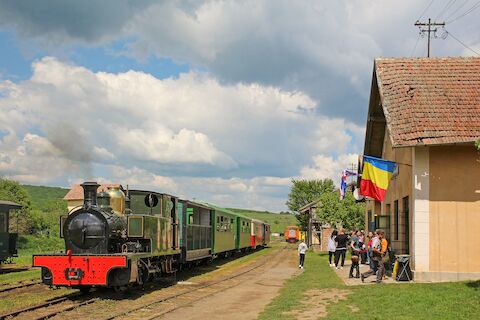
(340, 170), (347, 200)
(360, 155), (397, 201)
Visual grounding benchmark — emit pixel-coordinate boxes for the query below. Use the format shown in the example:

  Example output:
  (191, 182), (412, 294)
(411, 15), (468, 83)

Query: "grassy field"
(228, 208), (298, 234)
(259, 252), (480, 320)
(23, 184), (69, 211)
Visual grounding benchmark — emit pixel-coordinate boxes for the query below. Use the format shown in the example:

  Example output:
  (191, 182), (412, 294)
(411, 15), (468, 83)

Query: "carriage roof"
(0, 200), (22, 212)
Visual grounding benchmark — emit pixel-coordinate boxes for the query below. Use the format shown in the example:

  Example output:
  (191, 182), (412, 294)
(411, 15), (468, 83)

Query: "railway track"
(0, 280), (42, 294)
(0, 246), (287, 320)
(0, 293), (97, 320)
(105, 245), (287, 320)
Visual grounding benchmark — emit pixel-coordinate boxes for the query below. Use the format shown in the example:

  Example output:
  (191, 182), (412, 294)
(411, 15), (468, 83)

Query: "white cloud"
(0, 58), (363, 210)
(300, 153), (359, 186)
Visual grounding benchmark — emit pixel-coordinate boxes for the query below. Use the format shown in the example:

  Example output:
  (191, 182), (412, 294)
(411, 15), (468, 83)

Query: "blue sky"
(0, 0), (478, 211)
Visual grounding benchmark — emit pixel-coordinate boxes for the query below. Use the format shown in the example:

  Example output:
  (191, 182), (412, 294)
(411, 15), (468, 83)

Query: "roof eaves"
(374, 59), (396, 150)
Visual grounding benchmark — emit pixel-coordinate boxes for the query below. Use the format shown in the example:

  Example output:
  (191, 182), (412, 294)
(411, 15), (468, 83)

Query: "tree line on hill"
(0, 178), (66, 249)
(286, 178), (365, 231)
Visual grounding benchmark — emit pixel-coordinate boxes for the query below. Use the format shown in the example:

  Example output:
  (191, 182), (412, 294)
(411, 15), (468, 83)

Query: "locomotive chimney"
(81, 181), (100, 208)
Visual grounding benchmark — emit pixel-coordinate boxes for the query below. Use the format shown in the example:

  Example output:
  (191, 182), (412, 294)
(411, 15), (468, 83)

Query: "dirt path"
(159, 246), (299, 320)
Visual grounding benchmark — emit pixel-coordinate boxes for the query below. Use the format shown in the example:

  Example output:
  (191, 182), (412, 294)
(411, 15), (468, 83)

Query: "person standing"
(334, 228), (348, 269)
(327, 230), (338, 266)
(298, 240), (308, 269)
(361, 230), (381, 282)
(349, 230), (361, 278)
(366, 231), (375, 270)
(376, 230), (388, 283)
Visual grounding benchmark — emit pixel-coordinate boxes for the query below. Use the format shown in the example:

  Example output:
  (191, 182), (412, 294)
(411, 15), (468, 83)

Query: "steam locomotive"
(33, 182), (270, 291)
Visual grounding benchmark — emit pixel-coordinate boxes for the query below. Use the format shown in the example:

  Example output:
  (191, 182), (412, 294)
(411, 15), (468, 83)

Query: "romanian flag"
(360, 155), (397, 201)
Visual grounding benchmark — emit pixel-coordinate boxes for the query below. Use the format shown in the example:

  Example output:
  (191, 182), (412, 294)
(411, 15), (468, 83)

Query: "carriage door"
(171, 198), (178, 250)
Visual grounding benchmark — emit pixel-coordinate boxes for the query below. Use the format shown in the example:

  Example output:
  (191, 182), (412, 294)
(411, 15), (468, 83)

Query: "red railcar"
(285, 225), (299, 243)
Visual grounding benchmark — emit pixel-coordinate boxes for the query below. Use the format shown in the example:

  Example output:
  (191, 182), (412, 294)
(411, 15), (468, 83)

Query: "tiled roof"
(63, 183), (122, 200)
(375, 57), (480, 146)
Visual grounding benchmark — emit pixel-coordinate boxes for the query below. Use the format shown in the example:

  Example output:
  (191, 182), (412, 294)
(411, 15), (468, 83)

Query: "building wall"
(67, 200), (83, 212)
(381, 132), (413, 255)
(428, 145), (480, 278)
(364, 131), (413, 255)
(412, 146), (430, 273)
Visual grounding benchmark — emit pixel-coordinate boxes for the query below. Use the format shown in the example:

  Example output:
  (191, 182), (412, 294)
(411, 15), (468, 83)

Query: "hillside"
(23, 185), (69, 211)
(227, 208), (297, 234)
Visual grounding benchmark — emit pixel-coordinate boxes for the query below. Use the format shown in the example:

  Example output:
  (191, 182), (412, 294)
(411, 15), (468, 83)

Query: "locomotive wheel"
(79, 286), (92, 294)
(113, 285), (130, 293)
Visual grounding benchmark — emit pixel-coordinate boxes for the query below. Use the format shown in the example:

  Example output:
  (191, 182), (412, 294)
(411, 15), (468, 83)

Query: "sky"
(0, 0), (479, 212)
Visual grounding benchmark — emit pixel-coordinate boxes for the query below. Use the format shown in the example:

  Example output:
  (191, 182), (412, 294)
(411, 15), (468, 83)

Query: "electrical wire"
(446, 30), (480, 55)
(446, 0), (480, 23)
(435, 0), (457, 20)
(410, 34), (422, 57)
(444, 0), (470, 20)
(417, 0), (435, 21)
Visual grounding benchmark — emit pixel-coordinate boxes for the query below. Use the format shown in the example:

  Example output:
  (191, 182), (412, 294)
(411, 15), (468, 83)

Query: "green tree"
(317, 190), (365, 230)
(0, 178), (31, 233)
(0, 178), (31, 209)
(286, 179), (335, 230)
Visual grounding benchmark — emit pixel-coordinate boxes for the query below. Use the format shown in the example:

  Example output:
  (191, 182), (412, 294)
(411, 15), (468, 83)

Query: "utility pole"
(414, 18), (446, 57)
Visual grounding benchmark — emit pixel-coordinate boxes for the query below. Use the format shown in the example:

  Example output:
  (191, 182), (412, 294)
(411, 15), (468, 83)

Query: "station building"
(362, 57), (480, 282)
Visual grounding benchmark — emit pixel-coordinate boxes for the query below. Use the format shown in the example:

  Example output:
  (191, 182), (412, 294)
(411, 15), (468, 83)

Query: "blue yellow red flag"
(359, 155), (397, 201)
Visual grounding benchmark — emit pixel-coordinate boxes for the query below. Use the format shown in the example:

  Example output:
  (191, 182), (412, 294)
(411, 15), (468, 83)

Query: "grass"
(23, 184), (69, 211)
(0, 269), (40, 285)
(228, 208), (298, 234)
(259, 252), (480, 320)
(0, 285), (73, 314)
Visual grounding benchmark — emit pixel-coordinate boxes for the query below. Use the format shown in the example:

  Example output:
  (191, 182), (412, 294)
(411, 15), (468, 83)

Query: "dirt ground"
(159, 246), (299, 320)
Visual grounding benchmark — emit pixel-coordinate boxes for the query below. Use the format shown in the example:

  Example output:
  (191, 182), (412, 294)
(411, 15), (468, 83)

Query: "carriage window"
(231, 218), (234, 224)
(217, 216), (220, 223)
(0, 212), (7, 232)
(221, 216), (224, 222)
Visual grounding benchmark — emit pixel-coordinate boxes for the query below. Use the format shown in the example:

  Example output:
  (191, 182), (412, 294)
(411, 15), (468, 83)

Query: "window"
(231, 218), (234, 224)
(367, 210), (374, 232)
(394, 200), (399, 240)
(403, 196), (410, 253)
(0, 212), (7, 232)
(217, 216), (220, 223)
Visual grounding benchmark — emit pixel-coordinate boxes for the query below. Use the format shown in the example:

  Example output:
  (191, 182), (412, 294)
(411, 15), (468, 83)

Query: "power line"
(446, 30), (480, 55)
(417, 0), (435, 21)
(410, 34), (422, 57)
(435, 0), (457, 20)
(447, 0), (480, 23)
(444, 0), (470, 20)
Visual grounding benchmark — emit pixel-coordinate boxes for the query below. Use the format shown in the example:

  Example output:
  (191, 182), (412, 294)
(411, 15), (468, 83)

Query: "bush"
(17, 234), (64, 252)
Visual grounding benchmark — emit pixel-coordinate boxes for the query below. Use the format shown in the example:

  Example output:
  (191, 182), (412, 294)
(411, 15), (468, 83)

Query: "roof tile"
(375, 57), (480, 146)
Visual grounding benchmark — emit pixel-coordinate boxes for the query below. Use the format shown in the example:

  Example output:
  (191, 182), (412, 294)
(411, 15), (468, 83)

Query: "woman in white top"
(327, 230), (338, 266)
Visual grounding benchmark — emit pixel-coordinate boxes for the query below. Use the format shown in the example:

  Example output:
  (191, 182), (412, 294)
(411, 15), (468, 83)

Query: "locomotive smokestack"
(81, 181), (100, 208)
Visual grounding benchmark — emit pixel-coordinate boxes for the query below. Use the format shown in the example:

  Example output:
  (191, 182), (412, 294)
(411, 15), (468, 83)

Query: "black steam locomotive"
(33, 181), (270, 291)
